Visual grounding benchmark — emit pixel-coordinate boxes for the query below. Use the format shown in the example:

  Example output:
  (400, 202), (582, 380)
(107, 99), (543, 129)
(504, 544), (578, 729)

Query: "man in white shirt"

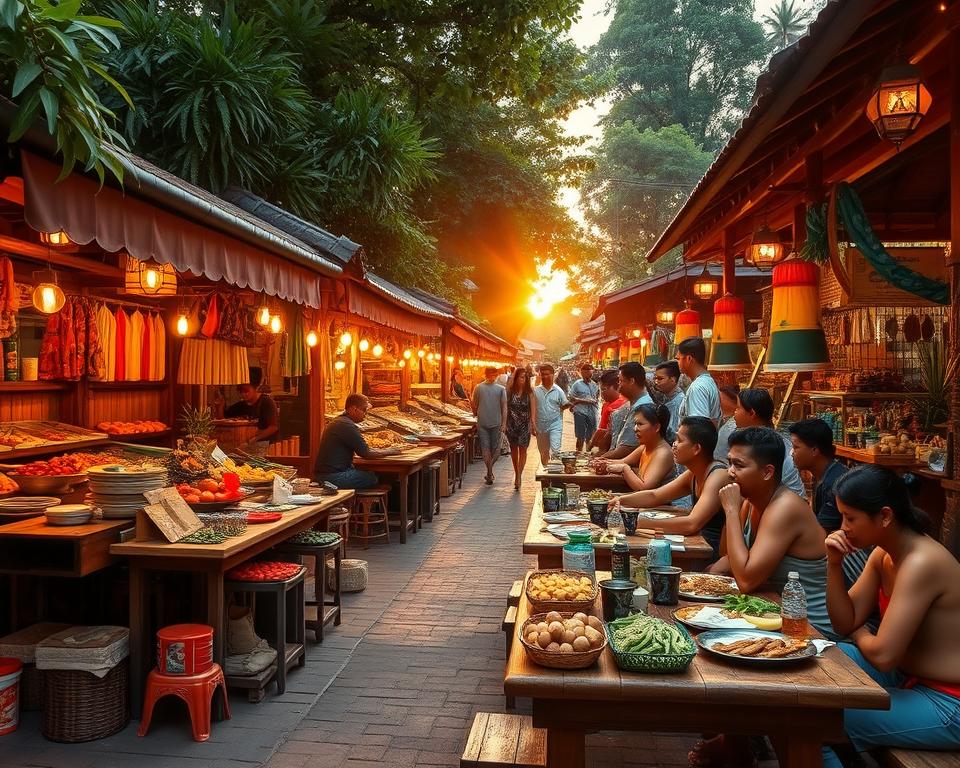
(533, 363), (571, 465)
(675, 336), (721, 425)
(568, 363), (600, 452)
(600, 361), (653, 459)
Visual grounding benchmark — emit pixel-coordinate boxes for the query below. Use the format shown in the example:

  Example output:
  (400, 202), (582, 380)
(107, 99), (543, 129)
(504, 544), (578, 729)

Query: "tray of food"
(678, 573), (740, 601)
(518, 611), (607, 669)
(525, 570), (597, 613)
(674, 595), (782, 631)
(696, 629), (816, 664)
(606, 613), (697, 673)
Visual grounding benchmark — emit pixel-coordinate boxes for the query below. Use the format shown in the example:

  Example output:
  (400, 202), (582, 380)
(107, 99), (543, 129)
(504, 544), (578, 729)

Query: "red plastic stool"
(137, 663), (230, 742)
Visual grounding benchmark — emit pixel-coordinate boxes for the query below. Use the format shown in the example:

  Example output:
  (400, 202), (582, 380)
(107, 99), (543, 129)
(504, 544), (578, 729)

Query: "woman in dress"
(822, 465), (960, 766)
(505, 368), (538, 491)
(603, 403), (677, 492)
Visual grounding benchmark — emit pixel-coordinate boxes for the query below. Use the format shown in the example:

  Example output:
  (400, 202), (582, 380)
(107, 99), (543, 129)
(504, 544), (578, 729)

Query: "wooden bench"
(502, 604), (518, 709)
(461, 712), (546, 768)
(508, 580), (522, 607)
(877, 748), (960, 768)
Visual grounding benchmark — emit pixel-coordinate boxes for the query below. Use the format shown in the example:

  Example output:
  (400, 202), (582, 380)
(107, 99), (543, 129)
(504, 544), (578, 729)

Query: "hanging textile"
(177, 338), (250, 385)
(81, 298), (104, 380)
(115, 308), (127, 382)
(216, 293), (248, 346)
(140, 311), (153, 381)
(285, 310), (310, 378)
(200, 294), (219, 338)
(95, 303), (116, 381)
(127, 310), (144, 382)
(153, 313), (166, 380)
(0, 257), (16, 339)
(38, 312), (62, 380)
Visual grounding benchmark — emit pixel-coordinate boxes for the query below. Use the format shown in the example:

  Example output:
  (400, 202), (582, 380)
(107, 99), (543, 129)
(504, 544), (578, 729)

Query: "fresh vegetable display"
(176, 478), (244, 504)
(178, 527), (227, 545)
(226, 561), (303, 582)
(288, 530), (342, 546)
(609, 613), (694, 655)
(722, 595), (781, 617)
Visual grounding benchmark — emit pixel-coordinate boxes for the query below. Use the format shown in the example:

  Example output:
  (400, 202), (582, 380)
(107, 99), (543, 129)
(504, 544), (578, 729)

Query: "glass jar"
(562, 531), (596, 577)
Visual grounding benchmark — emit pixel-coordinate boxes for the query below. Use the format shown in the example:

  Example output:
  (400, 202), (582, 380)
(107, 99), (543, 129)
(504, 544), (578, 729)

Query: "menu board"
(845, 245), (946, 307)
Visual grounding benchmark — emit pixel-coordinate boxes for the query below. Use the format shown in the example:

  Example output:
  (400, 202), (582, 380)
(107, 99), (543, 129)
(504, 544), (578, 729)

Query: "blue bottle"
(647, 530), (672, 569)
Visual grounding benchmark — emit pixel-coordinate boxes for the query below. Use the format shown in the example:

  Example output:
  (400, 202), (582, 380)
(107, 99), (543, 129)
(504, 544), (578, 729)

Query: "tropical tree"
(762, 0), (812, 51)
(0, 0), (131, 182)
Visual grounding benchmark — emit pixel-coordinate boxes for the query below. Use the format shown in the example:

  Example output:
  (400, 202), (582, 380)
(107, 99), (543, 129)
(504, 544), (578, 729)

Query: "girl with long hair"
(504, 368), (538, 491)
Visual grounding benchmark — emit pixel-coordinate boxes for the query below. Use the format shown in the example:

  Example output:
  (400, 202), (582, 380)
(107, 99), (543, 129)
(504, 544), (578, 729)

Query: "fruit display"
(9, 455), (92, 476)
(0, 472), (17, 495)
(365, 430), (407, 450)
(210, 457), (293, 485)
(97, 420), (169, 435)
(175, 478), (245, 505)
(608, 613), (694, 656)
(527, 571), (595, 602)
(225, 561), (303, 582)
(519, 611), (607, 669)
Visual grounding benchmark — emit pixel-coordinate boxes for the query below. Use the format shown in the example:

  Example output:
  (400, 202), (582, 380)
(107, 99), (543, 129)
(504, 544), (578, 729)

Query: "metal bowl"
(6, 473), (86, 495)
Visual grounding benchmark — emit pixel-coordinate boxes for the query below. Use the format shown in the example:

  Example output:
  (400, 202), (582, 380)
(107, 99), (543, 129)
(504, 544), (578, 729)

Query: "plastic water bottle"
(607, 498), (625, 536)
(781, 571), (809, 639)
(647, 530), (672, 569)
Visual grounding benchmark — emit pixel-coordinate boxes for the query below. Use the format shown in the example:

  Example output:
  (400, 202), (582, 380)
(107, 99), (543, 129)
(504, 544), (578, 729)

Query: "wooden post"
(945, 27), (960, 555)
(308, 317), (325, 471)
(722, 226), (736, 295)
(440, 328), (450, 403)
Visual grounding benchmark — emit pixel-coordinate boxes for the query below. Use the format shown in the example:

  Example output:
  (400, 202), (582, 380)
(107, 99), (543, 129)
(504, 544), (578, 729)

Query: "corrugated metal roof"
(364, 273), (452, 319)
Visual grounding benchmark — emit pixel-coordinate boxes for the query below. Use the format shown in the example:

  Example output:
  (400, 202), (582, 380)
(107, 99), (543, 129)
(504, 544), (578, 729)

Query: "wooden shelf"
(88, 380), (168, 391)
(106, 429), (173, 443)
(802, 391), (920, 400)
(0, 437), (110, 462)
(0, 382), (70, 393)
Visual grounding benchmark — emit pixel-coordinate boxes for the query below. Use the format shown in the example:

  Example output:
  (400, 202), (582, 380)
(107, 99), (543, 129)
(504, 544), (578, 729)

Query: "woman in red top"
(823, 465), (960, 766)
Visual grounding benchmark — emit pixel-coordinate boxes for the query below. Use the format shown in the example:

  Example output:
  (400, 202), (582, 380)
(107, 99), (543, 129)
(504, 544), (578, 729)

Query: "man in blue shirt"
(600, 361), (653, 459)
(568, 363), (600, 452)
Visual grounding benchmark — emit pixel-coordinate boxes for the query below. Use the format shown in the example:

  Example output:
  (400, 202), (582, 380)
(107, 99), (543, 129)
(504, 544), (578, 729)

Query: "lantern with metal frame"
(655, 308), (676, 324)
(865, 63), (932, 147)
(31, 269), (65, 314)
(39, 230), (71, 246)
(691, 265), (719, 301)
(746, 223), (786, 270)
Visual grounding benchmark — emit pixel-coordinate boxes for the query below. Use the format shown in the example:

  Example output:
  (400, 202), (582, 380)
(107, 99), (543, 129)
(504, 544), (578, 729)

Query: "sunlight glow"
(527, 259), (573, 319)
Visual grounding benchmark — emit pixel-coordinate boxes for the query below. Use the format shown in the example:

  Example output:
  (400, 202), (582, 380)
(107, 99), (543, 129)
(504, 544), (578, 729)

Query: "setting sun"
(526, 258), (572, 318)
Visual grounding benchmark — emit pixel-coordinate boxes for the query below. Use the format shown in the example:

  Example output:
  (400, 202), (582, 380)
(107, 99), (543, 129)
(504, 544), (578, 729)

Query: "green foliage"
(762, 0), (812, 50)
(908, 341), (958, 430)
(0, 0), (131, 183)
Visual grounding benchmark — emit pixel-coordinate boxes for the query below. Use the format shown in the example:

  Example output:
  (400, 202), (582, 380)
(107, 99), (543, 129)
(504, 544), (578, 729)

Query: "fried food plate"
(678, 573), (740, 602)
(696, 629), (817, 665)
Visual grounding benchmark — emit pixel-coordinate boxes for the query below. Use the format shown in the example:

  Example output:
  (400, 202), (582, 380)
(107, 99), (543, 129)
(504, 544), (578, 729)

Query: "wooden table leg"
(206, 570), (226, 719)
(773, 735), (823, 768)
(129, 564), (146, 719)
(411, 469), (421, 533)
(547, 727), (585, 768)
(399, 475), (409, 543)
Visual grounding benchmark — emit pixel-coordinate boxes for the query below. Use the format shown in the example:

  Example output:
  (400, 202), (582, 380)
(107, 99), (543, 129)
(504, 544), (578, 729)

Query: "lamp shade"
(708, 294), (752, 371)
(766, 259), (830, 371)
(865, 63), (932, 146)
(675, 307), (701, 343)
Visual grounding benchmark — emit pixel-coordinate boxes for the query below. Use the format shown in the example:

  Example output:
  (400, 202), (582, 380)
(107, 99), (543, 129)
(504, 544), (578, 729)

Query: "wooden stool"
(275, 539), (342, 643)
(138, 663), (230, 742)
(351, 486), (390, 548)
(461, 712), (546, 768)
(327, 506), (351, 557)
(224, 567), (306, 695)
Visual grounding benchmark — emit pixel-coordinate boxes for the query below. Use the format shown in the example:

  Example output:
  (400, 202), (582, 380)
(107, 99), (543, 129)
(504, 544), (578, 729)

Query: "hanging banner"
(845, 244), (947, 307)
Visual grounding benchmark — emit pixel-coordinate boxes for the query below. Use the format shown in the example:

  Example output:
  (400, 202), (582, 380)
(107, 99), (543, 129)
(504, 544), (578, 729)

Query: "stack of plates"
(86, 464), (168, 519)
(0, 496), (62, 524)
(45, 504), (94, 526)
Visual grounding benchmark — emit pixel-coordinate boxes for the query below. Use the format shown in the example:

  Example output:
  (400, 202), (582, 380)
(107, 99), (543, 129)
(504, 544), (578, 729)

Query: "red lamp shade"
(766, 259), (830, 372)
(675, 307), (701, 343)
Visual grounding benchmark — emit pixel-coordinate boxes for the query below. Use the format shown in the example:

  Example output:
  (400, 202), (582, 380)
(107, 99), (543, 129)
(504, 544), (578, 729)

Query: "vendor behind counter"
(221, 383), (279, 456)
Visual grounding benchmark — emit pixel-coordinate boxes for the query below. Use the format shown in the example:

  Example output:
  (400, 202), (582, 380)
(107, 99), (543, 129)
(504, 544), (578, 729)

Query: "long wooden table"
(111, 490), (354, 717)
(505, 571), (889, 768)
(523, 491), (714, 571)
(355, 445), (443, 542)
(536, 469), (630, 492)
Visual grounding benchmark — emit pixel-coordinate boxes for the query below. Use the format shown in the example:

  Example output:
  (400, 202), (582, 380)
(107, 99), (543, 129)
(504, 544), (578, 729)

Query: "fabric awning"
(347, 283), (444, 337)
(22, 152), (326, 308)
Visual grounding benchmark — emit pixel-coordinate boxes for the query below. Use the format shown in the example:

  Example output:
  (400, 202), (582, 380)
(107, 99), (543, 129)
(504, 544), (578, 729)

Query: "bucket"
(0, 657), (23, 735)
(156, 624), (213, 675)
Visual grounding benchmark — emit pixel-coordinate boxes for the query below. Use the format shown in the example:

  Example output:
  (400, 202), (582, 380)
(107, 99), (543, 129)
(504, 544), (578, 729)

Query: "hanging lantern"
(674, 304), (702, 343)
(334, 359), (346, 372)
(766, 259), (830, 371)
(403, 349), (412, 360)
(655, 309), (676, 324)
(398, 359), (407, 369)
(630, 327), (642, 339)
(446, 355), (454, 363)
(270, 314), (282, 334)
(708, 294), (752, 371)
(125, 257), (177, 296)
(339, 331), (352, 347)
(30, 270), (65, 314)
(372, 343), (384, 358)
(306, 330), (318, 348)
(426, 352), (435, 362)
(692, 269), (719, 301)
(417, 349), (426, 359)
(257, 302), (271, 327)
(359, 338), (370, 352)
(39, 230), (71, 246)
(747, 224), (786, 270)
(176, 313), (189, 337)
(865, 63), (932, 147)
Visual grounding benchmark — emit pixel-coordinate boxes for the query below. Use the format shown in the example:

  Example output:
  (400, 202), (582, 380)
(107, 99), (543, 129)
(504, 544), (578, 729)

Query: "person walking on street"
(556, 366), (570, 394)
(472, 367), (508, 484)
(533, 363), (570, 465)
(569, 363), (600, 452)
(505, 368), (538, 491)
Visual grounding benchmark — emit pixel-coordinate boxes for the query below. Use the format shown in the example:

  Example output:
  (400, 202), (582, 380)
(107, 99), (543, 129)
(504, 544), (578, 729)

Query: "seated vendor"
(617, 416), (727, 560)
(224, 382), (279, 457)
(822, 466), (960, 767)
(314, 394), (401, 490)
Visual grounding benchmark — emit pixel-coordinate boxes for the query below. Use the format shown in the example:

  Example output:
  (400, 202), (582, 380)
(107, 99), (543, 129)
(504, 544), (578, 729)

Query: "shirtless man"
(821, 464), (960, 767)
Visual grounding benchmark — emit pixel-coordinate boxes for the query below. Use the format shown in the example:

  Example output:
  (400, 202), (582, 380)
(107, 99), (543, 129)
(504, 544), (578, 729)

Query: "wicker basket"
(42, 660), (129, 742)
(21, 664), (43, 711)
(330, 558), (368, 593)
(525, 569), (598, 614)
(518, 612), (607, 670)
(605, 620), (696, 673)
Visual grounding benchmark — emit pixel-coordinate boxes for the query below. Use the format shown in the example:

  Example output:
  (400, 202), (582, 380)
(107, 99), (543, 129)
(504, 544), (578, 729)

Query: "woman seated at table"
(616, 416), (727, 560)
(599, 404), (677, 492)
(821, 465), (960, 767)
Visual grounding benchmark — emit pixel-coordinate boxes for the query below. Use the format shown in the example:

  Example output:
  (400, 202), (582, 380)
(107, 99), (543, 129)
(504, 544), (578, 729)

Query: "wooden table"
(536, 469), (630, 493)
(523, 491), (714, 571)
(505, 572), (889, 768)
(355, 445), (443, 542)
(111, 490), (354, 717)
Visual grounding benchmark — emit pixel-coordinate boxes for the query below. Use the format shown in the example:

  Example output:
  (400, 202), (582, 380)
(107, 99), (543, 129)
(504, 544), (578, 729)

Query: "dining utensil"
(598, 578), (637, 621)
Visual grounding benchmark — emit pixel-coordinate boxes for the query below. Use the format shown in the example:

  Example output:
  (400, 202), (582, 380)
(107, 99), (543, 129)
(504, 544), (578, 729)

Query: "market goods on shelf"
(371, 407), (437, 435)
(414, 396), (473, 420)
(175, 478), (245, 505)
(0, 421), (107, 452)
(209, 458), (291, 484)
(404, 402), (460, 427)
(8, 455), (91, 476)
(177, 527), (227, 545)
(364, 431), (407, 450)
(97, 421), (168, 435)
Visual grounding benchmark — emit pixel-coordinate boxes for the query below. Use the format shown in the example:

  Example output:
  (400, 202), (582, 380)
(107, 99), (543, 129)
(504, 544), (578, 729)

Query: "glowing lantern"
(40, 230), (71, 246)
(866, 63), (932, 147)
(339, 331), (352, 347)
(656, 309), (675, 324)
(766, 259), (830, 371)
(334, 359), (346, 371)
(30, 270), (65, 314)
(270, 314), (282, 334)
(359, 338), (370, 352)
(306, 330), (318, 348)
(747, 224), (785, 270)
(403, 349), (412, 360)
(674, 305), (701, 343)
(708, 294), (752, 371)
(398, 360), (406, 369)
(372, 344), (383, 358)
(446, 355), (454, 363)
(426, 352), (435, 362)
(176, 313), (189, 336)
(417, 349), (426, 359)
(692, 275), (719, 301)
(257, 303), (271, 326)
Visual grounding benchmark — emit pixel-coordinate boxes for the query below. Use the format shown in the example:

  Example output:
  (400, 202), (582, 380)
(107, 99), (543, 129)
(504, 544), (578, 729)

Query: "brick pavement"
(1, 415), (793, 768)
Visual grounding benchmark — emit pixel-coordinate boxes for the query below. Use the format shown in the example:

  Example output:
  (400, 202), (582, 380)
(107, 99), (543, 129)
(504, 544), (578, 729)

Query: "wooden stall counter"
(0, 517), (131, 577)
(834, 445), (922, 467)
(536, 468), (630, 493)
(505, 571), (889, 768)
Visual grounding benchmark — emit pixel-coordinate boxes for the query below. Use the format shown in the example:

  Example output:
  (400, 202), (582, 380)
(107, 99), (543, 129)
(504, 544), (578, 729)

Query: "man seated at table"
(616, 416), (728, 561)
(731, 387), (806, 498)
(587, 370), (626, 453)
(599, 361), (653, 460)
(314, 394), (401, 490)
(653, 360), (683, 439)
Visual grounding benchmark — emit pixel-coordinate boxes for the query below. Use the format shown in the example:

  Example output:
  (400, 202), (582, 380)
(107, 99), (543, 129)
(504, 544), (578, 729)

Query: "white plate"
(637, 510), (674, 520)
(542, 512), (586, 523)
(696, 629), (817, 665)
(672, 605), (755, 630)
(678, 573), (740, 602)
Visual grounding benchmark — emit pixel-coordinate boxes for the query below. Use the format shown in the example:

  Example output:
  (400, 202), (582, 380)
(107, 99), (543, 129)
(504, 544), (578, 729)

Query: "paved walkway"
(3, 416), (791, 768)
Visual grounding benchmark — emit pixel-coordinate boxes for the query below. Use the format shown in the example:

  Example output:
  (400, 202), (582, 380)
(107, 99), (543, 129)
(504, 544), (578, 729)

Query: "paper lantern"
(708, 294), (752, 371)
(372, 344), (383, 358)
(40, 230), (71, 246)
(766, 260), (830, 372)
(674, 306), (701, 343)
(269, 314), (282, 334)
(866, 63), (932, 147)
(359, 338), (370, 352)
(339, 331), (352, 347)
(30, 270), (65, 314)
(257, 303), (271, 327)
(306, 330), (318, 348)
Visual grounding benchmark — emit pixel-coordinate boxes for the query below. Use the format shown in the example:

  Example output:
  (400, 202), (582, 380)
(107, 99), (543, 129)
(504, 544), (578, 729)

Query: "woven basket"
(21, 664), (43, 711)
(605, 621), (696, 673)
(518, 613), (607, 670)
(330, 558), (367, 592)
(525, 569), (597, 614)
(42, 660), (129, 742)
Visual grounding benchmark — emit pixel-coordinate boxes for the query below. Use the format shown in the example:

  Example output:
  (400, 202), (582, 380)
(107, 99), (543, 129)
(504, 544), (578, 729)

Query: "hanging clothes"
(201, 294), (219, 338)
(115, 308), (127, 382)
(71, 298), (86, 379)
(96, 303), (116, 381)
(60, 300), (78, 380)
(127, 310), (144, 382)
(38, 312), (62, 380)
(153, 312), (166, 381)
(0, 256), (16, 339)
(217, 293), (248, 345)
(140, 311), (153, 381)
